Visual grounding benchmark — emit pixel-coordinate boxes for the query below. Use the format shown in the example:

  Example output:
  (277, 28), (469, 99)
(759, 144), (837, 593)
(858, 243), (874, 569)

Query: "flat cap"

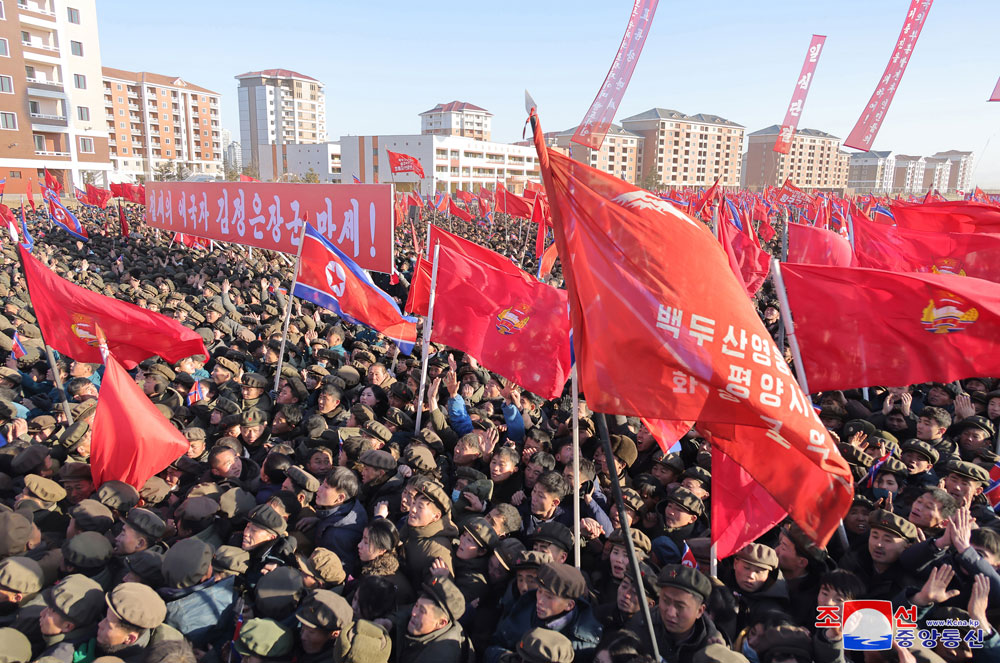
(0, 556), (43, 594)
(297, 547), (346, 586)
(901, 439), (940, 465)
(24, 474), (66, 503)
(59, 461), (94, 483)
(414, 480), (451, 516)
(358, 449), (396, 472)
(945, 460), (991, 484)
(149, 364), (176, 383)
(212, 397), (241, 416)
(756, 625), (813, 661)
(403, 445), (436, 473)
(214, 357), (240, 375)
(213, 545), (250, 576)
(608, 527), (652, 555)
(494, 538), (527, 571)
(62, 531), (112, 570)
(162, 538), (213, 590)
(536, 562), (587, 600)
(248, 504), (288, 537)
(956, 415), (996, 437)
(177, 495), (220, 522)
(70, 500), (114, 534)
(517, 627), (575, 663)
(123, 550), (164, 586)
(27, 414), (55, 433)
(46, 574), (105, 626)
(657, 563), (712, 601)
(106, 582), (167, 630)
(234, 618), (293, 659)
(695, 644), (751, 663)
(385, 407), (414, 431)
(0, 512), (32, 557)
(220, 486), (256, 520)
(295, 588), (354, 632)
(360, 420), (391, 444)
(96, 481), (140, 513)
(125, 508), (166, 542)
(421, 575), (465, 622)
(241, 373), (268, 389)
(736, 543), (779, 571)
(664, 486), (704, 517)
(0, 628), (31, 663)
(682, 466), (712, 487)
(333, 620), (391, 663)
(514, 550), (553, 571)
(286, 466), (320, 493)
(532, 521), (574, 553)
(463, 516), (499, 551)
(12, 445), (49, 475)
(241, 409), (268, 428)
(868, 508), (919, 541)
(608, 434), (638, 467)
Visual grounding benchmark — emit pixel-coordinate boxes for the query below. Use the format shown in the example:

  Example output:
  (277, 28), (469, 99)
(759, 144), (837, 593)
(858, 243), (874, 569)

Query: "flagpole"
(413, 241), (440, 433)
(770, 259), (809, 394)
(272, 222), (309, 394)
(846, 207), (857, 252)
(570, 363), (581, 569)
(594, 412), (660, 662)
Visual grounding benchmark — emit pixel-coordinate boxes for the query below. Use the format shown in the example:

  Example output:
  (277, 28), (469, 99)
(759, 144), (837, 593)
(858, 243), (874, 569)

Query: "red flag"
(534, 112), (851, 546)
(44, 168), (62, 195)
(428, 224), (522, 277)
(775, 180), (815, 206)
(786, 222), (855, 267)
(386, 150), (426, 179)
(19, 245), (207, 367)
(239, 174), (260, 182)
(692, 178), (720, 216)
(757, 219), (776, 243)
(86, 184), (112, 209)
(712, 447), (788, 559)
(781, 263), (1000, 392)
(718, 208), (769, 297)
(118, 203), (130, 239)
(432, 245), (571, 398)
(455, 190), (474, 204)
(494, 183), (533, 219)
(25, 179), (36, 213)
(403, 256), (433, 316)
(478, 185), (494, 202)
(407, 191), (424, 209)
(533, 195), (549, 259)
(854, 218), (1000, 280)
(539, 241), (559, 279)
(641, 417), (693, 453)
(447, 197), (472, 223)
(90, 353), (188, 489)
(130, 184), (145, 205)
(109, 182), (127, 199)
(890, 201), (1000, 233)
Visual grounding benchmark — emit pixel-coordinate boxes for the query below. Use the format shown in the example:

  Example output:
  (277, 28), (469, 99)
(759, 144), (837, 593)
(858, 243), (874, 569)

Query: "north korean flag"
(44, 188), (88, 241)
(293, 222), (417, 354)
(11, 331), (26, 359)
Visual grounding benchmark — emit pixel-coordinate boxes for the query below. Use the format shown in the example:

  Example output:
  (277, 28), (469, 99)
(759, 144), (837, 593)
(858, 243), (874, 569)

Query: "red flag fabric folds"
(428, 224), (521, 277)
(718, 206), (769, 297)
(854, 219), (1000, 280)
(90, 353), (189, 489)
(448, 197), (472, 223)
(534, 117), (852, 547)
(118, 204), (130, 239)
(19, 245), (207, 367)
(781, 263), (1000, 392)
(891, 201), (1000, 233)
(494, 183), (533, 219)
(786, 222), (855, 267)
(432, 246), (571, 399)
(386, 150), (426, 179)
(44, 168), (62, 195)
(711, 448), (788, 559)
(109, 182), (127, 199)
(86, 184), (112, 209)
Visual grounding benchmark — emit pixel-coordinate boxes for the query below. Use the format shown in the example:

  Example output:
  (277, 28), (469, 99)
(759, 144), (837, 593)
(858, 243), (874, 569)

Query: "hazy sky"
(96, 0), (1000, 187)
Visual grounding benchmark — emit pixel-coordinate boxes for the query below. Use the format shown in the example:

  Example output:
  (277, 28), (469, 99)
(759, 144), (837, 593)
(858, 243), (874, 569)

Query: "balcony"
(29, 112), (67, 125)
(25, 77), (63, 93)
(34, 150), (70, 157)
(21, 40), (59, 54)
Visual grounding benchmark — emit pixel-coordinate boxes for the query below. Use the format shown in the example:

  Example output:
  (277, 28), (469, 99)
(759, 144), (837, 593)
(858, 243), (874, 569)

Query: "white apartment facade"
(284, 141), (340, 183)
(419, 101), (492, 141)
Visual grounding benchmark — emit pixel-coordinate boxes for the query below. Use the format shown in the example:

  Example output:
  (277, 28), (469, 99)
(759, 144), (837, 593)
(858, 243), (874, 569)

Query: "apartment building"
(848, 151), (895, 193)
(0, 0), (111, 193)
(103, 67), (222, 182)
(419, 101), (492, 141)
(742, 125), (849, 190)
(553, 124), (643, 184)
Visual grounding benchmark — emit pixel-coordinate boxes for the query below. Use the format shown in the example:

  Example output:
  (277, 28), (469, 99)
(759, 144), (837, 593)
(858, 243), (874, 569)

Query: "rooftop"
(749, 124), (840, 139)
(555, 124), (642, 139)
(102, 67), (218, 95)
(235, 69), (319, 82)
(620, 108), (743, 128)
(420, 101), (492, 116)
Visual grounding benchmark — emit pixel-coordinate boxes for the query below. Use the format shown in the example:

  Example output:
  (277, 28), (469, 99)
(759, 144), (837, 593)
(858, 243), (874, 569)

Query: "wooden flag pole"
(570, 363), (581, 570)
(413, 241), (441, 434)
(271, 221), (309, 394)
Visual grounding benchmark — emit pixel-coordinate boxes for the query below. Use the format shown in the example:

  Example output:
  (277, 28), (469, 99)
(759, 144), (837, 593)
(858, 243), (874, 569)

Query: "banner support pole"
(571, 363), (581, 569)
(272, 222), (309, 394)
(770, 258), (809, 395)
(413, 241), (441, 434)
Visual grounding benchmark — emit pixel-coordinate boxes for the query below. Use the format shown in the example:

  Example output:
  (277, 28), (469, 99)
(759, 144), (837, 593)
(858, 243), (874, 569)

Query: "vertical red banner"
(845, 0), (934, 150)
(773, 35), (827, 154)
(990, 76), (1000, 102)
(571, 0), (658, 150)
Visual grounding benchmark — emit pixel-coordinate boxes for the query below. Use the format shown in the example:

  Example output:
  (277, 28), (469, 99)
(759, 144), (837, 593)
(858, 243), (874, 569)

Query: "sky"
(96, 0), (1000, 187)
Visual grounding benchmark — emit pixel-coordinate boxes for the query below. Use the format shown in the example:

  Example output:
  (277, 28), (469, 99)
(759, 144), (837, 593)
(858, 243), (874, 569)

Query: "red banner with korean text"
(145, 182), (394, 273)
(570, 0), (658, 150)
(774, 35), (826, 154)
(845, 0), (934, 150)
(775, 180), (815, 206)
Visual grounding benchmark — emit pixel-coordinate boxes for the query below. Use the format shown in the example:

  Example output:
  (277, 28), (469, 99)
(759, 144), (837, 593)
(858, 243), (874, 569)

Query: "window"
(20, 31), (29, 44)
(116, 83), (122, 91)
(0, 2), (4, 19)
(117, 96), (122, 103)
(77, 106), (89, 121)
(8, 172), (19, 179)
(165, 138), (170, 144)
(118, 109), (124, 117)
(73, 74), (86, 89)
(70, 40), (83, 56)
(0, 38), (7, 57)
(0, 75), (10, 93)
(79, 137), (94, 153)
(166, 150), (172, 156)
(119, 122), (125, 129)
(28, 100), (38, 114)
(67, 7), (80, 23)
(121, 147), (128, 154)
(33, 135), (44, 151)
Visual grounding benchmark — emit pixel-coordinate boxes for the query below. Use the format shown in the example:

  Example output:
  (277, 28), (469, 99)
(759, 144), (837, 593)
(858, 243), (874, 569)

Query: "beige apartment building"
(742, 125), (849, 191)
(420, 101), (492, 141)
(553, 124), (643, 184)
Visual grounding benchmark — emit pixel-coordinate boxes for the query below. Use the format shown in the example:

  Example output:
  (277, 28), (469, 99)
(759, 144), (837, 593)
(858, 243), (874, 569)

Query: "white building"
(225, 141), (243, 172)
(284, 142), (340, 183)
(932, 150), (974, 193)
(339, 134), (539, 196)
(235, 69), (326, 180)
(848, 151), (895, 193)
(419, 101), (492, 141)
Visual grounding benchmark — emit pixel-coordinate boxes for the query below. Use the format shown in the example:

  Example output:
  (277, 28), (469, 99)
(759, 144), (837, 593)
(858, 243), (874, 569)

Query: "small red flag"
(109, 182), (127, 199)
(494, 183), (533, 219)
(447, 197), (472, 223)
(432, 246), (571, 398)
(786, 222), (855, 267)
(25, 179), (36, 213)
(403, 256), (433, 316)
(86, 184), (111, 209)
(782, 263), (1000, 392)
(386, 150), (426, 179)
(239, 174), (260, 182)
(19, 245), (207, 367)
(90, 353), (188, 490)
(44, 168), (62, 195)
(118, 203), (130, 239)
(718, 208), (769, 297)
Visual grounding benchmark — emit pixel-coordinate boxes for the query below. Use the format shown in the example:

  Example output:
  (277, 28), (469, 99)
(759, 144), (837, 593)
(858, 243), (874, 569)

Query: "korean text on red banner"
(774, 35), (826, 154)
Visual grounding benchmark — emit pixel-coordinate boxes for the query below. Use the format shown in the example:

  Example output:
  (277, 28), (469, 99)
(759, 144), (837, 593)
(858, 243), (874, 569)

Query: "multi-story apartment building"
(102, 68), (222, 182)
(0, 0), (111, 193)
(922, 157), (952, 194)
(932, 150), (974, 193)
(339, 134), (539, 196)
(553, 124), (643, 184)
(620, 108), (744, 187)
(892, 155), (925, 194)
(283, 142), (340, 183)
(419, 101), (492, 141)
(236, 69), (326, 180)
(848, 151), (895, 193)
(742, 125), (849, 191)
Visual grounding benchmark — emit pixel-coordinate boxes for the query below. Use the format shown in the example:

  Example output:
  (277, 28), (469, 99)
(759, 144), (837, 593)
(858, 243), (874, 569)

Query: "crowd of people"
(0, 201), (995, 663)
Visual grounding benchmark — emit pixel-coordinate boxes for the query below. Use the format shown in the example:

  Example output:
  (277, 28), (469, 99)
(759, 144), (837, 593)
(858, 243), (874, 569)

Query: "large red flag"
(494, 183), (533, 219)
(786, 222), (855, 267)
(712, 447), (788, 559)
(431, 246), (571, 398)
(447, 197), (472, 223)
(386, 150), (426, 179)
(109, 182), (127, 199)
(854, 218), (1000, 280)
(427, 224), (521, 277)
(718, 200), (768, 296)
(403, 256), (433, 316)
(533, 112), (852, 547)
(90, 353), (188, 489)
(86, 184), (112, 209)
(19, 246), (207, 367)
(781, 263), (1000, 392)
(891, 201), (1000, 233)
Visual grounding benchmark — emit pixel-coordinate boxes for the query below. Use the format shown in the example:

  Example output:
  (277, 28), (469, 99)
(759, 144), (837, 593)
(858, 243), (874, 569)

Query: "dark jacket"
(400, 517), (459, 588)
(314, 498), (368, 577)
(625, 610), (725, 663)
(161, 576), (237, 648)
(486, 590), (603, 663)
(397, 618), (471, 663)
